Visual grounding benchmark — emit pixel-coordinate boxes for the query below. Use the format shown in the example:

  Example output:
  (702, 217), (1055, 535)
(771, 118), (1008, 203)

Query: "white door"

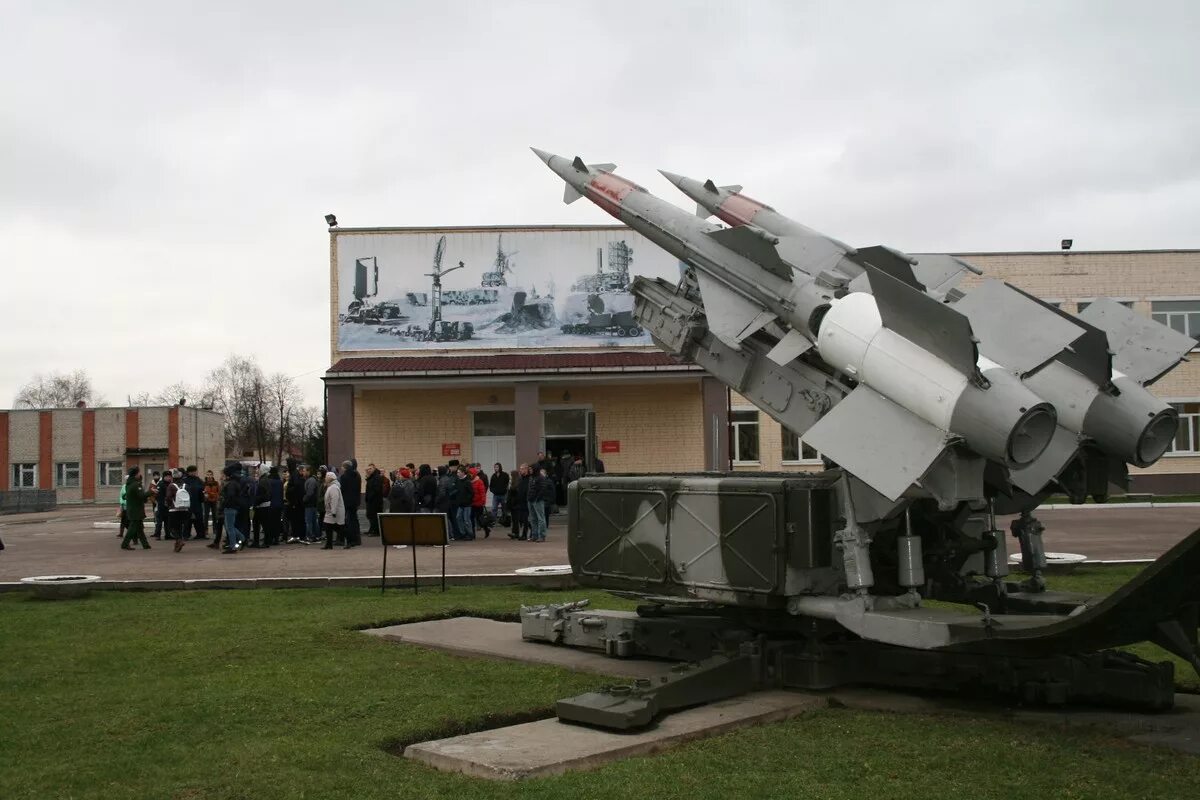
(473, 435), (516, 500)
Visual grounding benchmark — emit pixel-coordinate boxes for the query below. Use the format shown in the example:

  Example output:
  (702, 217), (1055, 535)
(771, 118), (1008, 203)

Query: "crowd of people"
(117, 449), (597, 554)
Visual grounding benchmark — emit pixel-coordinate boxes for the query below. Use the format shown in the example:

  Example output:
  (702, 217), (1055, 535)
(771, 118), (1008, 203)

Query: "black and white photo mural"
(334, 227), (683, 351)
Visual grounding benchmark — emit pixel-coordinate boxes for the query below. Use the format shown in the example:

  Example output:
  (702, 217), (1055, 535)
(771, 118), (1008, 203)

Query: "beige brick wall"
(94, 409), (127, 504)
(959, 250), (1200, 300)
(138, 407), (168, 450)
(193, 410), (226, 475)
(95, 409), (126, 460)
(354, 387), (499, 471)
(352, 381), (705, 474)
(50, 410), (83, 502)
(536, 381), (705, 472)
(9, 410), (39, 462)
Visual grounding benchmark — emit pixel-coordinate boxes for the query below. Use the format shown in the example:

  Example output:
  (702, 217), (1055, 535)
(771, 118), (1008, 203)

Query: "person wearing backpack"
(170, 470), (191, 552)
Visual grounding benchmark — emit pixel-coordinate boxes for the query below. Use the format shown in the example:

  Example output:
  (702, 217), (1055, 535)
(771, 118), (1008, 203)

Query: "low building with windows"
(323, 226), (1200, 494)
(0, 404), (225, 505)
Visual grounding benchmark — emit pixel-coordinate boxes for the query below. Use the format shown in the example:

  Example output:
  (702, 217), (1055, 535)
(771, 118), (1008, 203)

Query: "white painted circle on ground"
(514, 565), (572, 576)
(1008, 552), (1088, 565)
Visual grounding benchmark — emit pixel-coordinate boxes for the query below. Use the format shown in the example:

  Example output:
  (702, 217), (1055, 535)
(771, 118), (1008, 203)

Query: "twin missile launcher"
(523, 149), (1200, 729)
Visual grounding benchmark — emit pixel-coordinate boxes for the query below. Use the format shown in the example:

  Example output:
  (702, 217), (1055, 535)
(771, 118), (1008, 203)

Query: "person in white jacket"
(322, 473), (345, 550)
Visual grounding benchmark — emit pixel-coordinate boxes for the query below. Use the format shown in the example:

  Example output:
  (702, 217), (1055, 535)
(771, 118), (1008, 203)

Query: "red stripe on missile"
(715, 193), (766, 227)
(586, 172), (637, 221)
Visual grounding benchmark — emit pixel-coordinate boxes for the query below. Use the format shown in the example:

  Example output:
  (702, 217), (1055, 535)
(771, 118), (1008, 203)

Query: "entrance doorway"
(472, 410), (516, 500)
(543, 408), (593, 505)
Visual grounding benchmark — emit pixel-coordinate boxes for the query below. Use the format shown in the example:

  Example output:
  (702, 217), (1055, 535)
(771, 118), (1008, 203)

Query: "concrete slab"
(405, 690), (822, 780)
(364, 617), (668, 679)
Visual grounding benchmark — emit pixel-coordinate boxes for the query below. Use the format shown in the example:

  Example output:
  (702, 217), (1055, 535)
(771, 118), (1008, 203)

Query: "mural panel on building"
(334, 228), (682, 351)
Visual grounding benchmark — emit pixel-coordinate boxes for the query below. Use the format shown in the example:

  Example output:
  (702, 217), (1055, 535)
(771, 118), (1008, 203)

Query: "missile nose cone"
(657, 169), (686, 188)
(530, 147), (557, 166)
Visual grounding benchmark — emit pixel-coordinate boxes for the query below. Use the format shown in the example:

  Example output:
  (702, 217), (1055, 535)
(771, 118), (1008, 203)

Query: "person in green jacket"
(117, 481), (128, 538)
(121, 467), (154, 551)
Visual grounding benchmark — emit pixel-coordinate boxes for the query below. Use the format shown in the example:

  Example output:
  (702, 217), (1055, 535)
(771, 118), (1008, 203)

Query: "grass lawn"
(1, 574), (1196, 799)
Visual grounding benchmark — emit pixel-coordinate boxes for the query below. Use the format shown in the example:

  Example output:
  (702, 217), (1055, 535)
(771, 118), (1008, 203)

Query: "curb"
(0, 572), (578, 594)
(1040, 502), (1200, 510)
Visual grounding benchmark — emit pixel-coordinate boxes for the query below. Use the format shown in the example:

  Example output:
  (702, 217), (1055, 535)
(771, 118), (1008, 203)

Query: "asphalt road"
(0, 504), (1195, 582)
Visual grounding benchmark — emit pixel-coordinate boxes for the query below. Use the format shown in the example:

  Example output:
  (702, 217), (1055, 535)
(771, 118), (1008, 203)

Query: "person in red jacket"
(469, 467), (491, 539)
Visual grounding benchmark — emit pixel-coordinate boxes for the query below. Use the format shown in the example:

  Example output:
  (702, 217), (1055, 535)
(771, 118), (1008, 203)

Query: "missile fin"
(563, 184), (583, 204)
(1008, 425), (1081, 494)
(1078, 297), (1195, 385)
(854, 245), (925, 291)
(721, 184), (743, 194)
(706, 226), (792, 280)
(803, 385), (949, 501)
(703, 179), (719, 192)
(909, 253), (982, 300)
(695, 203), (712, 219)
(953, 279), (1088, 376)
(1002, 283), (1114, 385)
(571, 156), (588, 172)
(766, 328), (813, 365)
(694, 269), (777, 348)
(865, 264), (980, 378)
(588, 163), (617, 173)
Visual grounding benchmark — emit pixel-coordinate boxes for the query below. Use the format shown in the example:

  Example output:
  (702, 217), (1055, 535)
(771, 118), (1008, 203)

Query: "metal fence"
(0, 490), (57, 514)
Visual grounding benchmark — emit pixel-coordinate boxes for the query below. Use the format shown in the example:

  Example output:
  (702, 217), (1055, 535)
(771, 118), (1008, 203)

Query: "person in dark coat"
(489, 463), (510, 518)
(338, 459), (362, 547)
(388, 467), (416, 513)
(364, 463), (384, 536)
(527, 466), (552, 542)
(416, 464), (437, 511)
(453, 465), (475, 540)
(507, 465), (530, 540)
(285, 458), (307, 544)
(266, 466), (284, 546)
(183, 466), (206, 539)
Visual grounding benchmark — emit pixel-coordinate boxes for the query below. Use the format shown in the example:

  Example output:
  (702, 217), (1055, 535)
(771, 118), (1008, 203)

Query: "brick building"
(0, 405), (225, 505)
(323, 226), (1200, 494)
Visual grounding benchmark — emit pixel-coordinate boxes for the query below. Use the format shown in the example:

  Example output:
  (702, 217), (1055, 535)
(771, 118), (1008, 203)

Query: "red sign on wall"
(600, 440), (620, 454)
(442, 443), (461, 457)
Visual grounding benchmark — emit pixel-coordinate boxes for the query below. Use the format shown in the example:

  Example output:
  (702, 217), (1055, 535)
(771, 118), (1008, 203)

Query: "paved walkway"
(0, 507), (569, 581)
(0, 504), (1195, 582)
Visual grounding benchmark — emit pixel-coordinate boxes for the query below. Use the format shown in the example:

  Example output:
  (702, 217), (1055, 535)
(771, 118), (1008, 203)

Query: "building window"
(781, 430), (823, 464)
(731, 410), (760, 464)
(1077, 300), (1134, 312)
(55, 462), (80, 488)
(1152, 300), (1200, 343)
(11, 463), (36, 489)
(99, 461), (125, 487)
(1169, 402), (1200, 455)
(473, 410), (515, 436)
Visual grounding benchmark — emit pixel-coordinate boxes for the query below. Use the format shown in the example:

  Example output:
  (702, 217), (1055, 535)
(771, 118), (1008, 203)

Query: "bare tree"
(15, 370), (106, 408)
(266, 372), (302, 465)
(204, 355), (271, 459)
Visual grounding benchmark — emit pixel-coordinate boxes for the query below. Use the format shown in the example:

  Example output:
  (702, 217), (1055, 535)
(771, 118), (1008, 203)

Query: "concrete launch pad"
(404, 690), (821, 780)
(367, 617), (1200, 779)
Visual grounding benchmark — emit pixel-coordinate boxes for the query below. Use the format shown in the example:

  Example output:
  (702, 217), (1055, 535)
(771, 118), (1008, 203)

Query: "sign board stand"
(378, 512), (448, 595)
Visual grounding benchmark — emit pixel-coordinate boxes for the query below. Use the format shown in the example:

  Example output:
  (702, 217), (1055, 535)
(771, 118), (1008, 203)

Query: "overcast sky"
(2, 0), (1198, 410)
